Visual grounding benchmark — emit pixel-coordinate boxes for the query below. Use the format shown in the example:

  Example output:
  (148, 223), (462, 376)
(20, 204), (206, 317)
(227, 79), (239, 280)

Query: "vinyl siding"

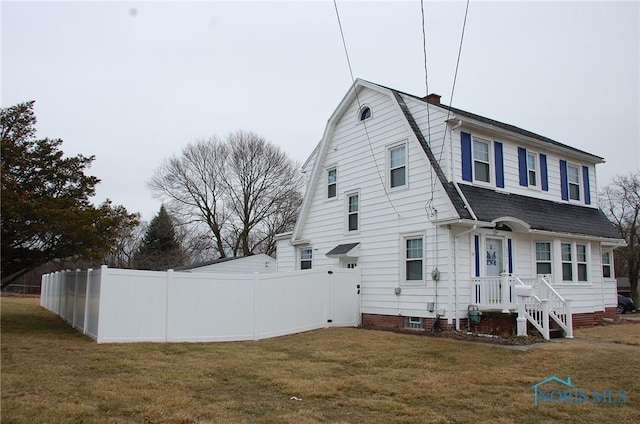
(450, 126), (600, 208)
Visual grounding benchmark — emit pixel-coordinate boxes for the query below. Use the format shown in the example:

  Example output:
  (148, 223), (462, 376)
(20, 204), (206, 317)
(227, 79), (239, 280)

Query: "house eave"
(445, 116), (605, 164)
(527, 228), (626, 244)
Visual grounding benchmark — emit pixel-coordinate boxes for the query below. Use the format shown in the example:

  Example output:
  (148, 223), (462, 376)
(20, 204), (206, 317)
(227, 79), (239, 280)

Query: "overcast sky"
(2, 0), (638, 222)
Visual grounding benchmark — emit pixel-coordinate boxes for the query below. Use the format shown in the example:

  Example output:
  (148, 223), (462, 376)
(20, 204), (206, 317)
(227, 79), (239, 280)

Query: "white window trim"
(559, 241), (590, 283)
(299, 247), (313, 270)
(326, 165), (337, 200)
(567, 163), (582, 202)
(602, 251), (613, 280)
(471, 136), (493, 187)
(534, 241), (552, 276)
(357, 104), (372, 123)
(387, 141), (408, 191)
(345, 190), (360, 234)
(526, 150), (540, 190)
(400, 232), (425, 285)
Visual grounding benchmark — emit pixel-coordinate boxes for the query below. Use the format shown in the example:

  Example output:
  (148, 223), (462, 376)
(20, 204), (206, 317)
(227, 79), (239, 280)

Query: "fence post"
(253, 272), (260, 341)
(165, 269), (173, 343)
(83, 268), (92, 335)
(72, 269), (80, 329)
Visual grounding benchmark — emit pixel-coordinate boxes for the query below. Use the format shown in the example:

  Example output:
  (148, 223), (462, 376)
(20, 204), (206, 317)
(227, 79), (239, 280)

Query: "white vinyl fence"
(40, 266), (361, 343)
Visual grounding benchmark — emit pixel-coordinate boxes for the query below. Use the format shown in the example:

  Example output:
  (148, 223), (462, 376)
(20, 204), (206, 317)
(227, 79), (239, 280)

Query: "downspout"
(454, 224), (477, 331)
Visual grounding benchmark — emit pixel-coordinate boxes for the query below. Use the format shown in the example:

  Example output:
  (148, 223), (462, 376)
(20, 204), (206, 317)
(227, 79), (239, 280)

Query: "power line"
(437, 0), (470, 168)
(332, 0), (400, 216)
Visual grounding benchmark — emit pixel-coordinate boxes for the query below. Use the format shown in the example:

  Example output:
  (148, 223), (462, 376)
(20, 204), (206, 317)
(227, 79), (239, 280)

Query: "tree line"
(1, 101), (302, 287)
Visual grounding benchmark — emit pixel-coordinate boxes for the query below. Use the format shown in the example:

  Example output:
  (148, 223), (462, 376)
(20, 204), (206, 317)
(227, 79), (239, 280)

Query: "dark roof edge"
(392, 90), (472, 220)
(365, 80), (604, 162)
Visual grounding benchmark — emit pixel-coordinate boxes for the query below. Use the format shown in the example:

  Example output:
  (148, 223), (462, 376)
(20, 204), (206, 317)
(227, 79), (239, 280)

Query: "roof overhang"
(445, 117), (604, 164)
(326, 243), (360, 258)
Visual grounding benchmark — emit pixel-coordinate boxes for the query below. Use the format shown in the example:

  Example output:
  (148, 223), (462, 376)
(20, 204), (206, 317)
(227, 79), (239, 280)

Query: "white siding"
(449, 125), (601, 209)
(289, 86), (460, 320)
(275, 237), (296, 271)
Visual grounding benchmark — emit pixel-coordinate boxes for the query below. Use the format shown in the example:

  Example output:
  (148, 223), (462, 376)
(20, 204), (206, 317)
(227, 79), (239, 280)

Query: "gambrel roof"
(291, 79), (620, 242)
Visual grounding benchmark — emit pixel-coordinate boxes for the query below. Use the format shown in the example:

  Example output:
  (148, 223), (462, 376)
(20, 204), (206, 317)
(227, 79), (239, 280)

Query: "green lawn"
(2, 297), (639, 423)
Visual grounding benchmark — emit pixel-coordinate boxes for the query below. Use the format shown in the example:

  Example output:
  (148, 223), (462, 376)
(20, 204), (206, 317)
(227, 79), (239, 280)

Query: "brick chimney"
(424, 93), (441, 105)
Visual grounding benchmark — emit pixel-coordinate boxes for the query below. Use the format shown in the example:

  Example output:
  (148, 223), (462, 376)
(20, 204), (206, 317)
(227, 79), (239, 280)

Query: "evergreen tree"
(1, 101), (138, 288)
(132, 206), (185, 270)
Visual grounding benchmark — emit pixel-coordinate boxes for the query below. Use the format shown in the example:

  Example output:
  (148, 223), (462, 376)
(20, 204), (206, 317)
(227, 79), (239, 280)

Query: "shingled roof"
(458, 184), (619, 239)
(382, 83), (604, 163)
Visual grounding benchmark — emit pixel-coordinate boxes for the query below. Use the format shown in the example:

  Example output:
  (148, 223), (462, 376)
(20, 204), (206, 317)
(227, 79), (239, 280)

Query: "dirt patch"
(360, 325), (546, 346)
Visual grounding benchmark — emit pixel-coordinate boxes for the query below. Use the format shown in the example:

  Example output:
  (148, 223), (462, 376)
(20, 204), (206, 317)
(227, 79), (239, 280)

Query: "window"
(327, 168), (337, 198)
(347, 193), (359, 231)
(561, 243), (573, 281)
(389, 145), (406, 188)
(300, 248), (312, 270)
(561, 242), (589, 282)
(527, 152), (538, 187)
(359, 106), (372, 121)
(535, 242), (552, 275)
(405, 237), (423, 281)
(602, 252), (612, 278)
(568, 164), (581, 201)
(473, 138), (491, 183)
(576, 244), (588, 282)
(405, 316), (424, 330)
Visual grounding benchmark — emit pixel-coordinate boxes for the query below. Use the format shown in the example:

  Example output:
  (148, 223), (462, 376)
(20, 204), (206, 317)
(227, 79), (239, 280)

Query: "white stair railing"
(514, 276), (573, 339)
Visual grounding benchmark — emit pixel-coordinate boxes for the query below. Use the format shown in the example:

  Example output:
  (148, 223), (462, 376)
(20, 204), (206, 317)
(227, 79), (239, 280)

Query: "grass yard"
(2, 297), (639, 423)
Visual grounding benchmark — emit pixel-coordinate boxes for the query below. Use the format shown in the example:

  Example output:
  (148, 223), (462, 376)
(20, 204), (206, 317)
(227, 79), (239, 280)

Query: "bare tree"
(600, 172), (640, 304)
(104, 210), (143, 268)
(149, 131), (303, 259)
(149, 138), (230, 258)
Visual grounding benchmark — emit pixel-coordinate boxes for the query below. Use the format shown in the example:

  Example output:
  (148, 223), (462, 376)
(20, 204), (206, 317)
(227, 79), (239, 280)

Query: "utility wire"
(333, 0), (399, 216)
(437, 0), (470, 167)
(421, 0), (436, 204)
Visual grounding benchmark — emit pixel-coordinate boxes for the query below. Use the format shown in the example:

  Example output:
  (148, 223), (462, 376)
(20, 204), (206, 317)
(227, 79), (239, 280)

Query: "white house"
(276, 79), (624, 338)
(175, 254), (277, 274)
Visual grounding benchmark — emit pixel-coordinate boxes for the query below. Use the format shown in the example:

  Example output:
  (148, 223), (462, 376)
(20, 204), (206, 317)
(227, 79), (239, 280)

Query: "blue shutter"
(474, 235), (480, 277)
(507, 239), (513, 274)
(461, 132), (472, 182)
(583, 166), (591, 205)
(518, 147), (528, 186)
(495, 141), (504, 188)
(560, 160), (569, 201)
(540, 153), (549, 191)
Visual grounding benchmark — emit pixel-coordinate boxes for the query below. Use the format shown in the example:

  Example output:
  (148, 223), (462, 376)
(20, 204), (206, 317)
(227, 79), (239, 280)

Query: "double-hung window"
(576, 244), (588, 281)
(300, 248), (312, 270)
(389, 144), (406, 188)
(347, 193), (359, 232)
(561, 242), (589, 282)
(473, 138), (491, 183)
(602, 252), (612, 279)
(561, 243), (573, 281)
(527, 152), (538, 187)
(405, 237), (423, 281)
(568, 164), (581, 201)
(327, 168), (337, 199)
(535, 242), (552, 275)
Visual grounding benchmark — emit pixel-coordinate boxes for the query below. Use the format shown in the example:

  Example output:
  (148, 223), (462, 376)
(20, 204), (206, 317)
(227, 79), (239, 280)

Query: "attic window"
(359, 106), (372, 121)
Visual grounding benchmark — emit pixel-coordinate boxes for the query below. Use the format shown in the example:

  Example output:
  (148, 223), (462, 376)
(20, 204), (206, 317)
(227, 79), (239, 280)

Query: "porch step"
(549, 328), (565, 339)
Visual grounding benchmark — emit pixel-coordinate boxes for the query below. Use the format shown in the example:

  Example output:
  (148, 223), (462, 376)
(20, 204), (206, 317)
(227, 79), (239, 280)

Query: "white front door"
(485, 237), (504, 276)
